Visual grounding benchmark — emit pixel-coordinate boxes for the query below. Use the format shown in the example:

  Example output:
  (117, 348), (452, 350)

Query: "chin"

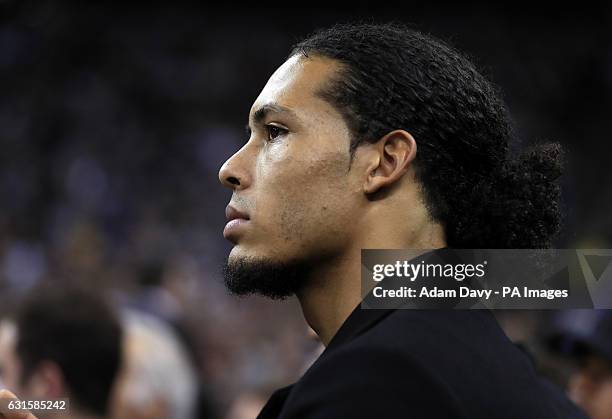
(223, 247), (311, 299)
(228, 244), (258, 262)
(228, 243), (289, 264)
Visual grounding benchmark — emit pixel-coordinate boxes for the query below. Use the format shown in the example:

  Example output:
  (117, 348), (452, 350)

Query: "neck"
(296, 249), (361, 346)
(297, 219), (445, 346)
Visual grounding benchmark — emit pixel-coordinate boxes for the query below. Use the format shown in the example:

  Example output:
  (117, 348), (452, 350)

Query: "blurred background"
(0, 2), (610, 418)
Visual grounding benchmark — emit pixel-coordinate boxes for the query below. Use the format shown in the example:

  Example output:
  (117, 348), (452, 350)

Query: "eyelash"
(264, 125), (287, 142)
(244, 124), (288, 143)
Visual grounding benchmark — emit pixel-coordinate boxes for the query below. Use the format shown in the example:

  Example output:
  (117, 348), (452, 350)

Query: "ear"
(363, 130), (417, 195)
(27, 361), (65, 399)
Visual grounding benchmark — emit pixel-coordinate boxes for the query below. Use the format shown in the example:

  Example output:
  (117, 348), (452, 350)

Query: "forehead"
(249, 54), (341, 120)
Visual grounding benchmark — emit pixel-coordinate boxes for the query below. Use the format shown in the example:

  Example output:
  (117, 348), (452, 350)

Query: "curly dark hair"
(290, 23), (562, 249)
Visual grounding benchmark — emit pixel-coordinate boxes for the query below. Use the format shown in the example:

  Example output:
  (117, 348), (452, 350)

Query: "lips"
(225, 205), (250, 222)
(224, 205), (250, 242)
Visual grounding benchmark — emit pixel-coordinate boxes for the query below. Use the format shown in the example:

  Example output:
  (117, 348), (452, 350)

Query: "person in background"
(110, 309), (199, 419)
(549, 310), (612, 419)
(0, 284), (122, 419)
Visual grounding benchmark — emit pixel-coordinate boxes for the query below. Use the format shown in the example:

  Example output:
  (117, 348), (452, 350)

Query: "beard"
(222, 256), (312, 299)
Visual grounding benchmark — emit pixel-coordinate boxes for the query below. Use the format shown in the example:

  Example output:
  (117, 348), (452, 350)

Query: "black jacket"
(257, 307), (587, 418)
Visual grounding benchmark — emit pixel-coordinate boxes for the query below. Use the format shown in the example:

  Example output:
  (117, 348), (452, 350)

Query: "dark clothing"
(258, 305), (587, 419)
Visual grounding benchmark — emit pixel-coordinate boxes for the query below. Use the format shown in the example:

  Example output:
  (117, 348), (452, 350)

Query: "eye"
(265, 125), (287, 142)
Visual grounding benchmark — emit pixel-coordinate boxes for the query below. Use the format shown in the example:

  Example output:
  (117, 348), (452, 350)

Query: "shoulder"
(357, 309), (529, 370)
(285, 310), (588, 419)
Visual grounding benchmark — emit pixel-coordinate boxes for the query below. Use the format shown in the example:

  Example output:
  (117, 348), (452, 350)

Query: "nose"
(218, 146), (251, 191)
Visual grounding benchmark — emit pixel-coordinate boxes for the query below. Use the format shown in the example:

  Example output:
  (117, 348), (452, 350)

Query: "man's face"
(219, 55), (362, 295)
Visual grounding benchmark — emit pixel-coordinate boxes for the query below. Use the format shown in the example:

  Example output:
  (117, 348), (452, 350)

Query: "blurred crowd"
(0, 2), (610, 418)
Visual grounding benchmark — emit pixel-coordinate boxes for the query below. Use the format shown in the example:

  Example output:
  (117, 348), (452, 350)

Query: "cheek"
(256, 149), (356, 247)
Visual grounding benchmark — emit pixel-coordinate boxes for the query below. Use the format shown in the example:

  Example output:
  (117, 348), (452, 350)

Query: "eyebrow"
(250, 103), (297, 125)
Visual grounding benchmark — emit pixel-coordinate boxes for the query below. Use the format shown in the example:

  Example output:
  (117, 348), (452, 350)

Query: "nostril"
(228, 177), (240, 186)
